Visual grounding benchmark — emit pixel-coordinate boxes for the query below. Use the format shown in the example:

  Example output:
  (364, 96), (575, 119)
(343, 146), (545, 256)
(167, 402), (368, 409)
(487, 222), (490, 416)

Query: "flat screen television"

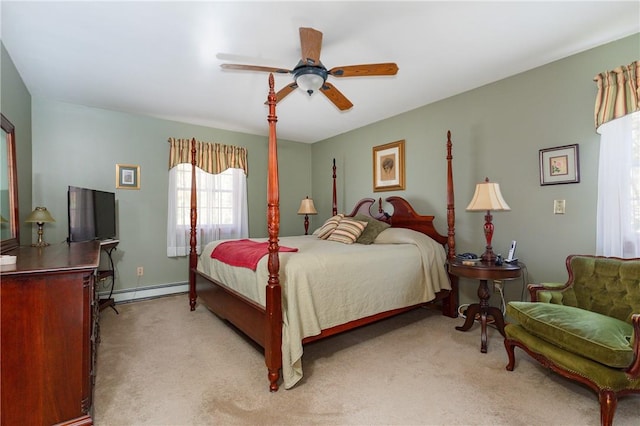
(68, 186), (117, 242)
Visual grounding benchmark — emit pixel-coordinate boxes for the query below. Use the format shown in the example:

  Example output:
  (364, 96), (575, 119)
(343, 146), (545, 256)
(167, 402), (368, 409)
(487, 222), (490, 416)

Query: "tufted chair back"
(560, 255), (640, 324)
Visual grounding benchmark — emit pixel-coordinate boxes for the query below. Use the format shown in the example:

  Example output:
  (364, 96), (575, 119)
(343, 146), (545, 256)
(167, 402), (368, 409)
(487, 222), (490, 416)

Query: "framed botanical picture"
(116, 164), (140, 189)
(539, 144), (580, 186)
(373, 140), (405, 192)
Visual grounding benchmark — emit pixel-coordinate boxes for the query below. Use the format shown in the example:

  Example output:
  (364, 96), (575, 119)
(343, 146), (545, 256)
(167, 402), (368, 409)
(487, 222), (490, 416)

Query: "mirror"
(1, 113), (19, 253)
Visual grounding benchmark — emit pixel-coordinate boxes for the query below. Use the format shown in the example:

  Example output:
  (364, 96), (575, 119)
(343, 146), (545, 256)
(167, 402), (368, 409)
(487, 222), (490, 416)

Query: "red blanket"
(210, 239), (298, 271)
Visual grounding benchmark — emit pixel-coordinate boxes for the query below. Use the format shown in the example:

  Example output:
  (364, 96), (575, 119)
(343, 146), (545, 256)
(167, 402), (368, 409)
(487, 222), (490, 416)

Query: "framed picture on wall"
(116, 164), (140, 189)
(373, 140), (405, 192)
(539, 144), (580, 186)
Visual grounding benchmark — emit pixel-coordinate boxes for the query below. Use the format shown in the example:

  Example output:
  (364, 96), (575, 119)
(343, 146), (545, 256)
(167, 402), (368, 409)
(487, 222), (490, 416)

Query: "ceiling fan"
(220, 27), (399, 111)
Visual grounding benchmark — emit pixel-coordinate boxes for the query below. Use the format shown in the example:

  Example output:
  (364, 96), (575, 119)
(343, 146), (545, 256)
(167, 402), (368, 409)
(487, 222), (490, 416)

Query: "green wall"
(1, 43), (32, 245)
(5, 33), (639, 306)
(311, 33), (640, 306)
(31, 98), (311, 294)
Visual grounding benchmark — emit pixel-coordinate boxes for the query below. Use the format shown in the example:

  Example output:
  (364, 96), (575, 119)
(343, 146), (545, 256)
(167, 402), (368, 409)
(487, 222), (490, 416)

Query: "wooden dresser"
(1, 241), (101, 425)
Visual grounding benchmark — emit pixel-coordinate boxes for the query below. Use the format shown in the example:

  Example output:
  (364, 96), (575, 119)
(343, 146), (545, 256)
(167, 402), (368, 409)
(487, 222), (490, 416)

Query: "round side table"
(447, 258), (522, 353)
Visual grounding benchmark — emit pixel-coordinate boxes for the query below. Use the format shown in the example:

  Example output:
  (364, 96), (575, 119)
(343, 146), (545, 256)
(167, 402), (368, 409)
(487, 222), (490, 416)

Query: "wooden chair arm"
(528, 282), (570, 302)
(626, 314), (640, 378)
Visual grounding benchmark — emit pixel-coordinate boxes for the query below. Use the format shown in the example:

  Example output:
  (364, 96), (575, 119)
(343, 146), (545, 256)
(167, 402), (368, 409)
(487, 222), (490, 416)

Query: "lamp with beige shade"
(466, 178), (511, 262)
(25, 207), (56, 247)
(297, 196), (317, 235)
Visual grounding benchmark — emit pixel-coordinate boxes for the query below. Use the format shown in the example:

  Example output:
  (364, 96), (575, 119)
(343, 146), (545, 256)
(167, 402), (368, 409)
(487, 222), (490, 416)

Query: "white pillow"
(374, 227), (422, 244)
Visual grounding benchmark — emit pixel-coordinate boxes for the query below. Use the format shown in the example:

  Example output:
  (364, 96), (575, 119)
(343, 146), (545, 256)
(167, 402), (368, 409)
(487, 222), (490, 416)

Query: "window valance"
(593, 60), (639, 130)
(168, 137), (248, 175)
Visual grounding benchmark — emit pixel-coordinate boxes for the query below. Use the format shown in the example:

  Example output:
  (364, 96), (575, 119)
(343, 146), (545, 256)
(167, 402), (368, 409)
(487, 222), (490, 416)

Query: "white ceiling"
(2, 1), (639, 143)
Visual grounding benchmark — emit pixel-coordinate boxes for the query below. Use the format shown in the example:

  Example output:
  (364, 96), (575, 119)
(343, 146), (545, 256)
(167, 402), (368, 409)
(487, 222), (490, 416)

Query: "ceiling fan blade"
(319, 82), (353, 111)
(328, 63), (399, 77)
(299, 27), (323, 66)
(276, 83), (298, 103)
(264, 83), (298, 105)
(221, 63), (291, 74)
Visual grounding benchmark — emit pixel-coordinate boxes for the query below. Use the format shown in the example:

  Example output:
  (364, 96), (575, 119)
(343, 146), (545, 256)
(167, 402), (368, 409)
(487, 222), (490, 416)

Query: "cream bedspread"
(197, 227), (450, 389)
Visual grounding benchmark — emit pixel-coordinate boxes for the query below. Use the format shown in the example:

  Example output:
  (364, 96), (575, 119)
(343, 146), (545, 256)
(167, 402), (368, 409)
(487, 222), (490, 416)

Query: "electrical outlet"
(137, 266), (144, 276)
(493, 280), (503, 292)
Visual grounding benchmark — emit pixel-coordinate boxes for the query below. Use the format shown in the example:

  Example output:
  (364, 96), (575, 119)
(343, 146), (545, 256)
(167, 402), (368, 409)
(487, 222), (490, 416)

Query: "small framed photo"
(116, 164), (140, 190)
(539, 144), (580, 186)
(373, 140), (405, 192)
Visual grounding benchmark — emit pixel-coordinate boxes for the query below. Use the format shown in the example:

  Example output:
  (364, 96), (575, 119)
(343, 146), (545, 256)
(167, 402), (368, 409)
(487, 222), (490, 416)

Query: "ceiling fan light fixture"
(222, 28), (397, 109)
(294, 67), (326, 96)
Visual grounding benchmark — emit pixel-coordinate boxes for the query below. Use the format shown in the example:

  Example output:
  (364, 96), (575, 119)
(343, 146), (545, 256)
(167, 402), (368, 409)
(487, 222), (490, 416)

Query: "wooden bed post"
(443, 130), (458, 318)
(445, 130), (456, 259)
(332, 158), (338, 216)
(265, 74), (283, 392)
(189, 138), (198, 311)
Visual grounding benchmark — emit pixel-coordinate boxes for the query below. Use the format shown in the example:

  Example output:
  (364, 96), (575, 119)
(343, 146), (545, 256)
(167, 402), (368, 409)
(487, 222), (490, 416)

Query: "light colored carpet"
(94, 294), (639, 425)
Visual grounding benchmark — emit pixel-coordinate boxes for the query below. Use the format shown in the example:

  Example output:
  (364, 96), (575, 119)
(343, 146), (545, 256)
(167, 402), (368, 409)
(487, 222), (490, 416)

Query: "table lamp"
(297, 196), (317, 235)
(25, 206), (56, 247)
(465, 178), (510, 262)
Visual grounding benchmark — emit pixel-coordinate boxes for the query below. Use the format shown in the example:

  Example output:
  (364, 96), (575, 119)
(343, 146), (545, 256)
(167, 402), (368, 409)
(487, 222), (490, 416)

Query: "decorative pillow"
(352, 214), (391, 245)
(315, 214), (344, 239)
(327, 218), (368, 244)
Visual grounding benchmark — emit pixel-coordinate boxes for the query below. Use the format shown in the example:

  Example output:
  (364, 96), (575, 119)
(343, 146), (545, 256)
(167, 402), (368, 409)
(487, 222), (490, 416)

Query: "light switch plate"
(554, 199), (566, 214)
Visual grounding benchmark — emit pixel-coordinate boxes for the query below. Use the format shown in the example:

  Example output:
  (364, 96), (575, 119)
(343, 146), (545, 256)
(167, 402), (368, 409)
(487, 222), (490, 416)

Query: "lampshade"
(466, 178), (511, 212)
(295, 68), (326, 96)
(297, 197), (318, 215)
(25, 206), (56, 224)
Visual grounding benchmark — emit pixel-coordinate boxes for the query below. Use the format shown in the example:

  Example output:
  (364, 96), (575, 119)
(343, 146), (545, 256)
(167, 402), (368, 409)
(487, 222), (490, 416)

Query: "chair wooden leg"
(504, 338), (516, 371)
(598, 390), (617, 426)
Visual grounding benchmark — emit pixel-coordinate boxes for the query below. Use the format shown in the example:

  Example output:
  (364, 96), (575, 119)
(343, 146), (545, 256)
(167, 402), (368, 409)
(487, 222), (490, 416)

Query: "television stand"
(98, 239), (119, 314)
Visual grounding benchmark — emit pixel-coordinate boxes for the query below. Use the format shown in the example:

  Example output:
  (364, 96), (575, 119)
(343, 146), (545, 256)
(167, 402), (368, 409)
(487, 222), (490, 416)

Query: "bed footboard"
(194, 270), (267, 346)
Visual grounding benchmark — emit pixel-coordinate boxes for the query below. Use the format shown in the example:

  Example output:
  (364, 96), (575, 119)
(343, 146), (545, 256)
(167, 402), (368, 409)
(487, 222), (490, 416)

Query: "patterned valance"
(593, 60), (640, 130)
(168, 137), (248, 175)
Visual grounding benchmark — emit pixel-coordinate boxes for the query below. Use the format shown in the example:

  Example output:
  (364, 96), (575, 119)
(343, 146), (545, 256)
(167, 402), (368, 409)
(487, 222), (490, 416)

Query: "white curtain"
(596, 111), (640, 257)
(167, 165), (248, 257)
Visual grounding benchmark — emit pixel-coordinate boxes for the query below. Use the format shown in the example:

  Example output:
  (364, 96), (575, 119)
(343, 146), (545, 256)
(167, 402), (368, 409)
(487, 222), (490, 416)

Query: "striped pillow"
(316, 214), (344, 239)
(327, 218), (368, 244)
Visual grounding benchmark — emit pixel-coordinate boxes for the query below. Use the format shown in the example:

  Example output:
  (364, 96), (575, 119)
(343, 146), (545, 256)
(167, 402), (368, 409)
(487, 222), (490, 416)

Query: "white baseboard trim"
(99, 282), (188, 304)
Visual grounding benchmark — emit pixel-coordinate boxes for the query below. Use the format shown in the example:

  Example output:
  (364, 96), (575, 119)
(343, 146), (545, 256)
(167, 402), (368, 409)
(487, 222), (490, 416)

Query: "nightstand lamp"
(466, 177), (510, 262)
(25, 206), (56, 247)
(297, 196), (317, 235)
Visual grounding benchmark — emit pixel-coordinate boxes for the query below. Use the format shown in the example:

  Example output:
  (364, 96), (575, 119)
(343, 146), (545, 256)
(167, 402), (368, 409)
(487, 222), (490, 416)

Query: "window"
(632, 112), (640, 233)
(167, 164), (248, 257)
(596, 111), (640, 257)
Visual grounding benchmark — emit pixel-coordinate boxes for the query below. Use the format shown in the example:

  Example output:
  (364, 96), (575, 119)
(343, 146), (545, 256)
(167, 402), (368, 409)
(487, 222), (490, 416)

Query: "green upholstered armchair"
(504, 255), (640, 426)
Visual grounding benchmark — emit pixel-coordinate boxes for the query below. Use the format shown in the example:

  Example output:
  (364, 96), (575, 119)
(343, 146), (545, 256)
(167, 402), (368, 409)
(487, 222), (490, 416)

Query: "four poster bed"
(188, 75), (458, 391)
